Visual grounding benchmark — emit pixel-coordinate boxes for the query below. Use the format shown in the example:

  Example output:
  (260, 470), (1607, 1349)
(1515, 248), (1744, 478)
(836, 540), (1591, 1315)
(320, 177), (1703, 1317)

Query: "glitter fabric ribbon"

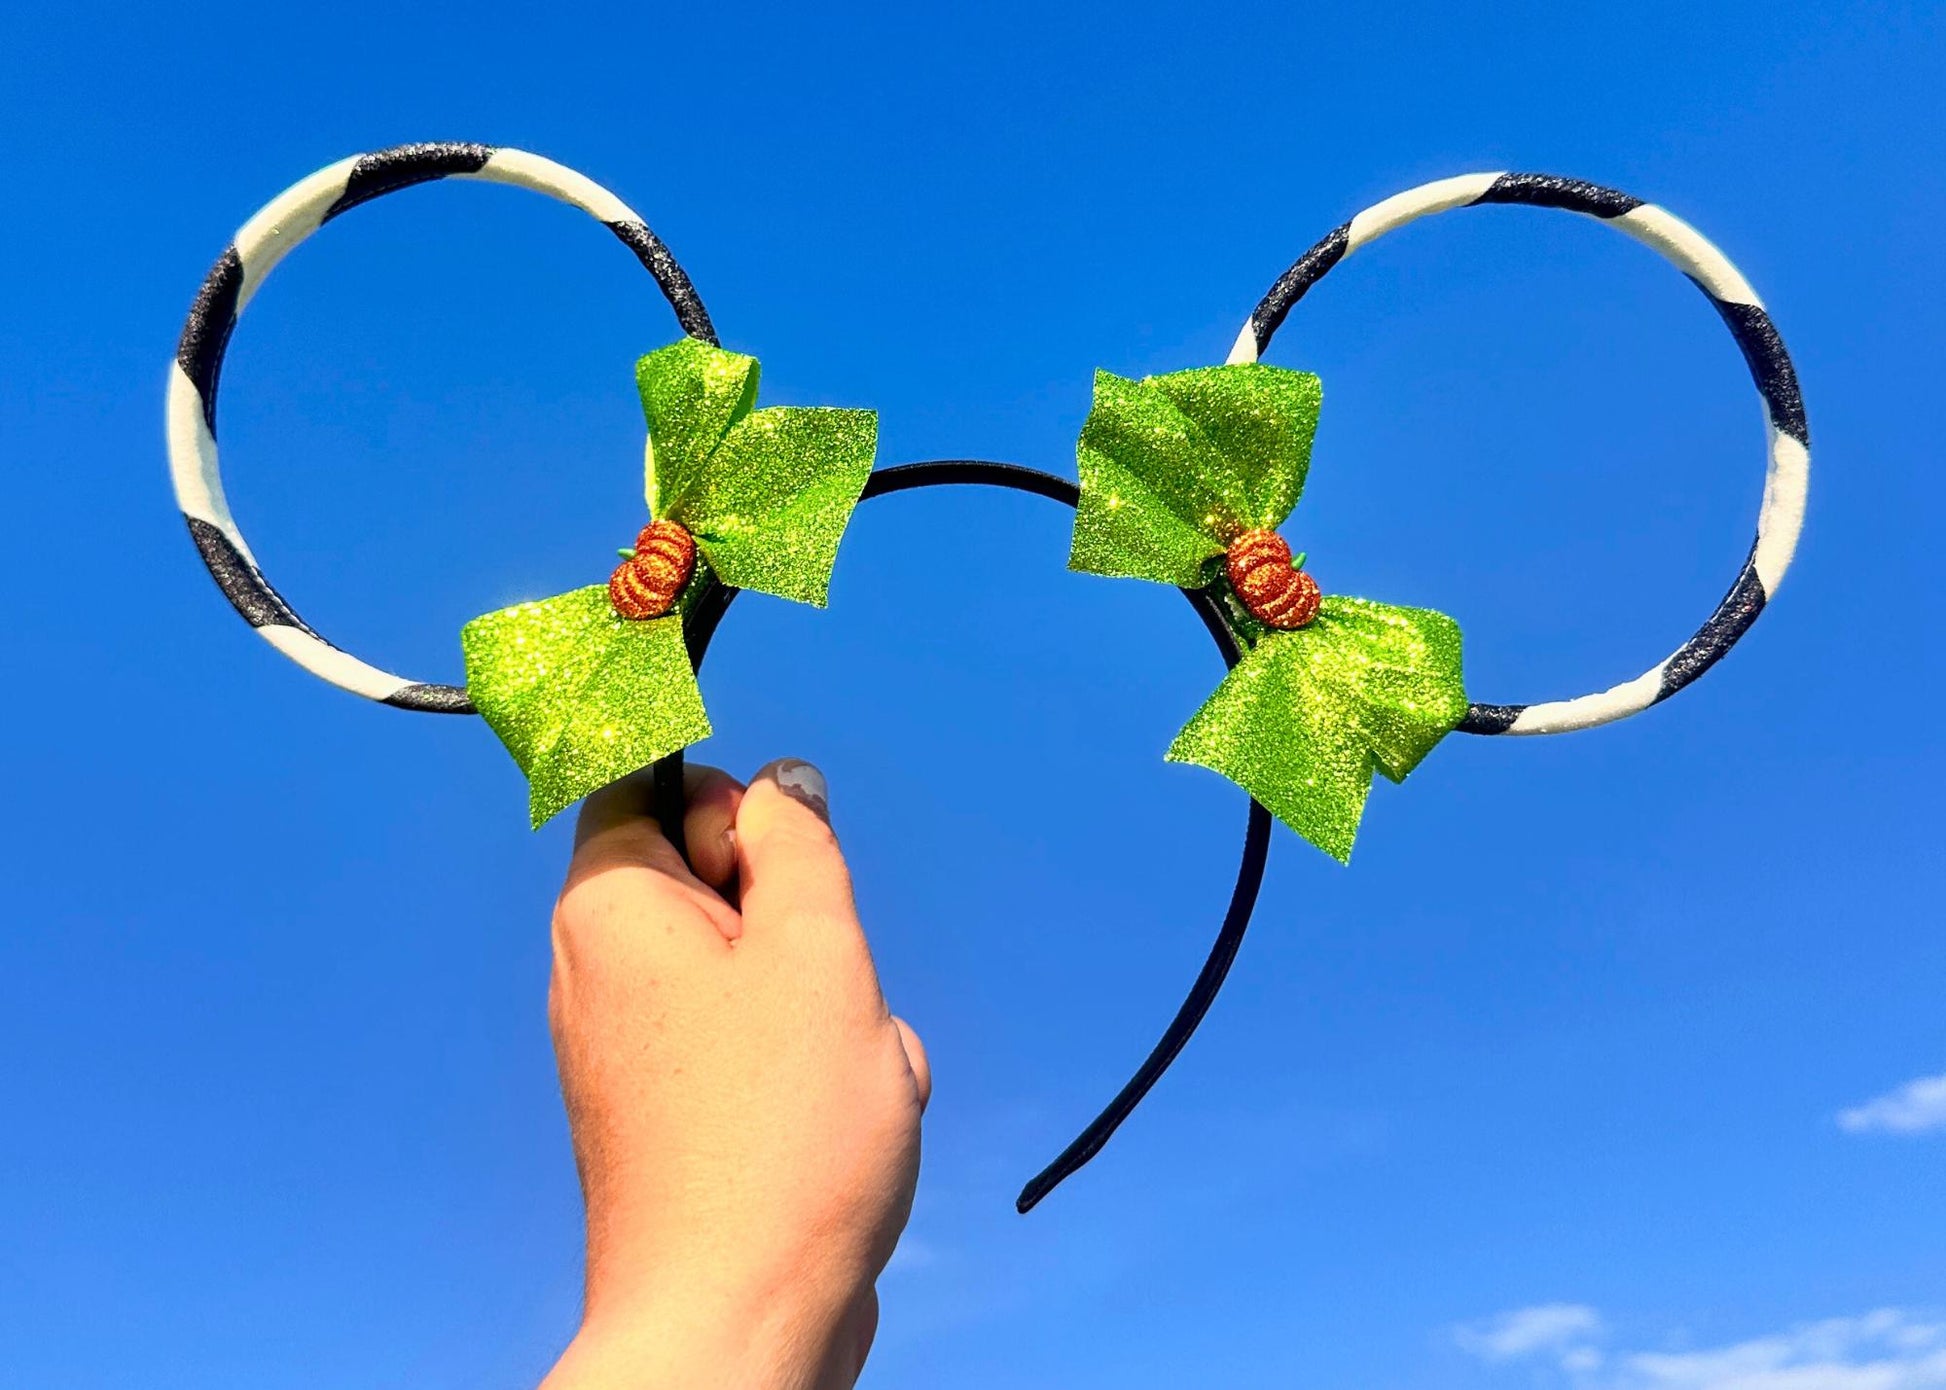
(462, 338), (876, 826)
(1068, 364), (1466, 861)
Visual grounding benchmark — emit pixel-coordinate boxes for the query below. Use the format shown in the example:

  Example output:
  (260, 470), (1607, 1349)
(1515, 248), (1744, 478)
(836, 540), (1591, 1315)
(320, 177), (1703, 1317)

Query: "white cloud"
(1616, 1310), (1946, 1390)
(1838, 1072), (1946, 1135)
(1457, 1305), (1946, 1390)
(1456, 1305), (1605, 1362)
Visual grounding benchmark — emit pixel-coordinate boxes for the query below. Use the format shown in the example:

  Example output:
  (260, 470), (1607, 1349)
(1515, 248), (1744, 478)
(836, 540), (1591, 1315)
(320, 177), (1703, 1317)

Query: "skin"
(540, 759), (929, 1390)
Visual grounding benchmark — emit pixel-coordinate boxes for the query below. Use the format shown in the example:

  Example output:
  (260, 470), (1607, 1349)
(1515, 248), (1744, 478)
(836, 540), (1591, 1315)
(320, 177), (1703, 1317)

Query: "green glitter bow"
(1068, 363), (1467, 862)
(461, 338), (876, 827)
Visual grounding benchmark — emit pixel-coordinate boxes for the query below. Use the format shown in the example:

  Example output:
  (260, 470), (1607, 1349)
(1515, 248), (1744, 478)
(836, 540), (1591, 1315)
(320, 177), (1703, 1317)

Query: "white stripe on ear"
(1507, 665), (1665, 735)
(1344, 172), (1502, 253)
(1753, 427), (1809, 594)
(466, 148), (641, 227)
(233, 156), (361, 312)
(166, 363), (246, 546)
(1615, 204), (1764, 309)
(258, 625), (415, 702)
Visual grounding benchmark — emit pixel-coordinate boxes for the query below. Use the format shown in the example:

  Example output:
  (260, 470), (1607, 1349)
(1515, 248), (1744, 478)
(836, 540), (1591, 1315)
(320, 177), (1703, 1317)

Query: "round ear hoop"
(1227, 172), (1810, 735)
(166, 142), (717, 712)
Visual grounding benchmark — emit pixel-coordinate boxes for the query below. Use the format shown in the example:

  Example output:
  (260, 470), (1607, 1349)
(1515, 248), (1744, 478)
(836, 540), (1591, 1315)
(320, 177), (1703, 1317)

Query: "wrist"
(544, 1269), (869, 1390)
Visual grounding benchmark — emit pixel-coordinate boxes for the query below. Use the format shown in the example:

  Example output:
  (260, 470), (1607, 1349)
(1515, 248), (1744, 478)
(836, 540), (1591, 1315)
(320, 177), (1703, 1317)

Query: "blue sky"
(2, 2), (1941, 1386)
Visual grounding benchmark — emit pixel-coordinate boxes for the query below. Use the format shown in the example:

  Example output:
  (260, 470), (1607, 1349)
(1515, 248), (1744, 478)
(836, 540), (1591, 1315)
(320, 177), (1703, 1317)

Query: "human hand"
(539, 759), (929, 1390)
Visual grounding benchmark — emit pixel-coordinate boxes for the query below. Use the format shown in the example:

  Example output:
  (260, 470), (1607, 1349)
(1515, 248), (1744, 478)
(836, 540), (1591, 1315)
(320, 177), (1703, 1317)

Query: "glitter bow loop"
(1068, 364), (1466, 862)
(461, 338), (877, 827)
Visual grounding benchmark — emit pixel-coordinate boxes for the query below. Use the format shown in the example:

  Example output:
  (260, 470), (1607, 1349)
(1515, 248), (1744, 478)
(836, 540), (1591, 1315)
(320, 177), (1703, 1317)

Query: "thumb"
(734, 759), (868, 961)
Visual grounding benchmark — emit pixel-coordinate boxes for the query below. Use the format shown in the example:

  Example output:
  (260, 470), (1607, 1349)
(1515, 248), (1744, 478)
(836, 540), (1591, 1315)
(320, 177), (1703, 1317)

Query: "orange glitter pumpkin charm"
(1226, 528), (1322, 629)
(608, 520), (697, 620)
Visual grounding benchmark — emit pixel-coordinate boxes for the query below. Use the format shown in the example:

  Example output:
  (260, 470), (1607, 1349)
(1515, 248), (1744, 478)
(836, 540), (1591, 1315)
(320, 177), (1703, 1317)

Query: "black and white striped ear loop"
(1227, 172), (1810, 735)
(167, 142), (716, 712)
(169, 150), (1809, 1215)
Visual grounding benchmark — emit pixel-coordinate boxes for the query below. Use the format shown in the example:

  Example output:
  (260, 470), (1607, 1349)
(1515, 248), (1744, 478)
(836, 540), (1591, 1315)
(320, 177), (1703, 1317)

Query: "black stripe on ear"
(323, 142), (495, 221)
(1702, 296), (1809, 446)
(1458, 703), (1525, 734)
(1656, 558), (1767, 702)
(1248, 223), (1350, 353)
(383, 682), (476, 714)
(606, 220), (719, 345)
(185, 515), (319, 636)
(1473, 173), (1644, 219)
(177, 247), (244, 434)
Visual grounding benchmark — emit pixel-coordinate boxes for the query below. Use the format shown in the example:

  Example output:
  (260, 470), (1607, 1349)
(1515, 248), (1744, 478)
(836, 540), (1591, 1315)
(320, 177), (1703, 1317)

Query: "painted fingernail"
(771, 759), (830, 822)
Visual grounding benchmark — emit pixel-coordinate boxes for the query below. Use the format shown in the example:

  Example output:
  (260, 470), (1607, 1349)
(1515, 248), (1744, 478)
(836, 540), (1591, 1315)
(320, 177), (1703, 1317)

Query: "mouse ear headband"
(169, 147), (1808, 1210)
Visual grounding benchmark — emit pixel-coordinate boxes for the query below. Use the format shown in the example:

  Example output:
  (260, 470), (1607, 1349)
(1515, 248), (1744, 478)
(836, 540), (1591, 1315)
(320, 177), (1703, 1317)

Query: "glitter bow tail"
(461, 588), (709, 827)
(1167, 598), (1466, 862)
(1067, 362), (1466, 861)
(462, 337), (876, 826)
